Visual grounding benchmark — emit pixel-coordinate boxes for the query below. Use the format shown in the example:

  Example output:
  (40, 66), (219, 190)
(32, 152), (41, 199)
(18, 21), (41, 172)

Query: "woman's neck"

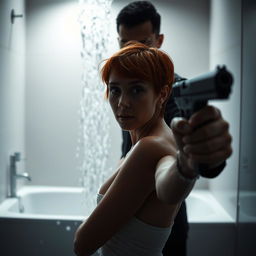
(129, 117), (166, 145)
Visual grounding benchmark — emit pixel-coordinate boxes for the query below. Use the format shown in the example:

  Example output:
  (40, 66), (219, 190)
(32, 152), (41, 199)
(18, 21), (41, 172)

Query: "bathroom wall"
(0, 0), (26, 203)
(114, 0), (210, 78)
(209, 0), (241, 220)
(25, 0), (211, 188)
(25, 0), (83, 186)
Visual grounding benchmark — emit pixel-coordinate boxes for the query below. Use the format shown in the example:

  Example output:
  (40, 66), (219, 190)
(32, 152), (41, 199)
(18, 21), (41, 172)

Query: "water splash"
(77, 0), (113, 215)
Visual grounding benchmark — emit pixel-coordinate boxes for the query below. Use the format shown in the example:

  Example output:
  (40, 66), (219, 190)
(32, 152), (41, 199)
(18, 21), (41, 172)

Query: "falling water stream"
(77, 0), (113, 215)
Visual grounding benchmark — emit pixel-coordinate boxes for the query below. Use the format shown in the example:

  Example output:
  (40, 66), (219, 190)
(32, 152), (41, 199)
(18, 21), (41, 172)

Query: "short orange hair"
(101, 42), (174, 99)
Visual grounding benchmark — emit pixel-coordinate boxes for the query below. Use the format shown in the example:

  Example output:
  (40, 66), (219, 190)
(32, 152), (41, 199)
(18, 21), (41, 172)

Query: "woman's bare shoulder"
(116, 135), (176, 178)
(134, 135), (176, 159)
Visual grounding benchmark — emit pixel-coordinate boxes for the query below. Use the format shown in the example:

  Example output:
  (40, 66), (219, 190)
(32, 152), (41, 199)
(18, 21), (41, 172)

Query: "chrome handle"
(11, 9), (24, 24)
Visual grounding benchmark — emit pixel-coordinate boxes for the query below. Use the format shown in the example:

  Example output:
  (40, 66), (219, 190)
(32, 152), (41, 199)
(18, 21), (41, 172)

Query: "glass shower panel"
(237, 0), (256, 254)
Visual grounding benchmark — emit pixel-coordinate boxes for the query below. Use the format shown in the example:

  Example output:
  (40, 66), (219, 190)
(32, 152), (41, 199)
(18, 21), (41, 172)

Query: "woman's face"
(108, 68), (160, 131)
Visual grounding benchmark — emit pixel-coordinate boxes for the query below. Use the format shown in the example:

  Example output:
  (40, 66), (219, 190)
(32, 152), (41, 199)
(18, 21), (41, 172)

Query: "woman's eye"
(132, 86), (144, 95)
(109, 87), (120, 96)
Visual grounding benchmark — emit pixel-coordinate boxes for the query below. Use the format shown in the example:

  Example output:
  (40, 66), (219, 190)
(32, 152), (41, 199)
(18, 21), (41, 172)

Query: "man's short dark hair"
(116, 1), (161, 34)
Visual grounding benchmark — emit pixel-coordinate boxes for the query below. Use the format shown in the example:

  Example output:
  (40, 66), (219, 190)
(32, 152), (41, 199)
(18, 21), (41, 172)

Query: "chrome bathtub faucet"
(9, 152), (31, 198)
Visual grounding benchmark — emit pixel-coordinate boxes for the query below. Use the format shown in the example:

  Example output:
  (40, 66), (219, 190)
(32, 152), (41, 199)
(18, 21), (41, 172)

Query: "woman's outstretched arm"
(155, 154), (197, 204)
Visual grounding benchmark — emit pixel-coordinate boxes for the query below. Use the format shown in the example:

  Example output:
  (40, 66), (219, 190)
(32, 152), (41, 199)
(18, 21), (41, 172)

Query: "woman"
(74, 43), (199, 256)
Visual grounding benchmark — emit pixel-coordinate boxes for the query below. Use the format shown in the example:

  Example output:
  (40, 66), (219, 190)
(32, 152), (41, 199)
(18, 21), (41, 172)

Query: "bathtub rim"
(0, 185), (87, 221)
(0, 185), (235, 223)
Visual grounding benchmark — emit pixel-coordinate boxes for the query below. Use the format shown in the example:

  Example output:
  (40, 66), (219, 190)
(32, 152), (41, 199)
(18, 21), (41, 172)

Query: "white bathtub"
(0, 186), (88, 221)
(0, 186), (233, 222)
(0, 186), (235, 256)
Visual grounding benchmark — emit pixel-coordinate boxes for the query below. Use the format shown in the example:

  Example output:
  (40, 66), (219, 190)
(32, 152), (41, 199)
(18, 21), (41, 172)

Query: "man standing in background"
(115, 1), (232, 255)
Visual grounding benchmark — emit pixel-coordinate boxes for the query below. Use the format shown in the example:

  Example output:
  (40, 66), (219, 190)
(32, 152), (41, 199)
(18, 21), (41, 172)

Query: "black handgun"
(173, 66), (233, 177)
(173, 66), (233, 119)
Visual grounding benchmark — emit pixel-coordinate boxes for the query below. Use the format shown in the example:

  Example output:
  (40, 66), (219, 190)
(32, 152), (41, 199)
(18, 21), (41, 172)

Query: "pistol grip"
(191, 100), (208, 117)
(197, 162), (226, 178)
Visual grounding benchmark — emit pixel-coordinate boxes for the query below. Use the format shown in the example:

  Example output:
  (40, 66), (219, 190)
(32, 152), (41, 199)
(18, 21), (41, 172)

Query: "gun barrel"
(173, 66), (233, 100)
